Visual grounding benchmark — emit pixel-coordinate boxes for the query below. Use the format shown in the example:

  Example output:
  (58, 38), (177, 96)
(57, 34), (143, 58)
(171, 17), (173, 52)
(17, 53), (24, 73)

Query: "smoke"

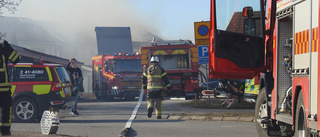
(18, 0), (160, 41)
(1, 0), (164, 65)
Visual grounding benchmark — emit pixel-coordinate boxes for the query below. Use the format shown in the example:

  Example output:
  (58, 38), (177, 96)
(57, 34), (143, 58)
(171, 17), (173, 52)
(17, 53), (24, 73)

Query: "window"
(55, 67), (71, 83)
(112, 59), (142, 74)
(216, 0), (262, 37)
(7, 67), (14, 82)
(16, 67), (48, 82)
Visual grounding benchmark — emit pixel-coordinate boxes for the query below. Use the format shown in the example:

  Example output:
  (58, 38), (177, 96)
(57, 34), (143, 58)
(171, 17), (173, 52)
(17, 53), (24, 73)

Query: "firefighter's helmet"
(150, 56), (159, 63)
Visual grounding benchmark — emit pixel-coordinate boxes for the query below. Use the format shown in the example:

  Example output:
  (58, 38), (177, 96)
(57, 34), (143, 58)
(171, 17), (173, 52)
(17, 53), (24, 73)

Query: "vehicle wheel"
(94, 90), (102, 100)
(194, 92), (203, 99)
(294, 92), (308, 137)
(13, 97), (39, 122)
(125, 96), (135, 101)
(255, 88), (269, 137)
(95, 94), (102, 100)
(185, 95), (193, 100)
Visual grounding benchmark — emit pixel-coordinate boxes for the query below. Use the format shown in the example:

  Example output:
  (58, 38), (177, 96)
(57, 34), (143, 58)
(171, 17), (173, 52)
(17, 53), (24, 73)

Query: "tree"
(0, 0), (22, 15)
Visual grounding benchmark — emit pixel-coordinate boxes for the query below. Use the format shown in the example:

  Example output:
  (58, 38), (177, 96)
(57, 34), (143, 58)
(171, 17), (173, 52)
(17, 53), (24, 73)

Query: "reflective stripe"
(155, 101), (162, 116)
(166, 84), (171, 87)
(143, 73), (147, 77)
(10, 85), (16, 96)
(8, 51), (16, 60)
(147, 86), (163, 89)
(0, 123), (11, 127)
(161, 72), (167, 77)
(46, 67), (53, 81)
(33, 85), (51, 95)
(0, 68), (4, 72)
(142, 84), (147, 86)
(11, 52), (19, 62)
(147, 75), (161, 78)
(102, 73), (115, 78)
(60, 90), (66, 98)
(0, 88), (10, 91)
(0, 82), (10, 87)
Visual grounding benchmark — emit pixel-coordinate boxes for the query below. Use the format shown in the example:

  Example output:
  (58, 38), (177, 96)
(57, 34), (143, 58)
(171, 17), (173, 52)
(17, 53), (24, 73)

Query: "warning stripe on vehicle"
(295, 27), (318, 55)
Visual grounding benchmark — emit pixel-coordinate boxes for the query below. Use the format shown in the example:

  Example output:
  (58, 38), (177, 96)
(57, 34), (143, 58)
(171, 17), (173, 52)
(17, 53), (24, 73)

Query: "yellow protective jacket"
(142, 63), (171, 90)
(0, 40), (20, 92)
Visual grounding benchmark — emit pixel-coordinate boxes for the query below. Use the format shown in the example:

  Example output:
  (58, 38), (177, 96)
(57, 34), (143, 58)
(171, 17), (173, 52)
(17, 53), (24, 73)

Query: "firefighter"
(0, 40), (20, 136)
(142, 56), (171, 119)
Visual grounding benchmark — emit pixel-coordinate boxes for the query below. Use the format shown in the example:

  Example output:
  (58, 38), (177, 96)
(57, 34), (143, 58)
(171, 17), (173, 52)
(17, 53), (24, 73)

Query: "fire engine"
(209, 0), (320, 136)
(141, 39), (200, 99)
(92, 52), (142, 100)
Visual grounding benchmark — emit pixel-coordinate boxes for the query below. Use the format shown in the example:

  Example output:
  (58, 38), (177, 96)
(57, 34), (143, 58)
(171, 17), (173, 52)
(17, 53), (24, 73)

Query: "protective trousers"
(0, 91), (12, 134)
(147, 99), (162, 117)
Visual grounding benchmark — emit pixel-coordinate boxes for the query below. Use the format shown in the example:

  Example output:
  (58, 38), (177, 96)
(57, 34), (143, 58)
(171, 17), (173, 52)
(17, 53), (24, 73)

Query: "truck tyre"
(294, 92), (308, 137)
(103, 85), (113, 101)
(13, 97), (39, 122)
(125, 96), (135, 101)
(255, 87), (269, 137)
(95, 93), (102, 100)
(185, 95), (193, 100)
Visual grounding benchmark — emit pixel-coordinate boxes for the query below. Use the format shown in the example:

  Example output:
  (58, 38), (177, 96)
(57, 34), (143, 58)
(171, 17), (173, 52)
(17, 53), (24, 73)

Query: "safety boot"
(147, 107), (153, 118)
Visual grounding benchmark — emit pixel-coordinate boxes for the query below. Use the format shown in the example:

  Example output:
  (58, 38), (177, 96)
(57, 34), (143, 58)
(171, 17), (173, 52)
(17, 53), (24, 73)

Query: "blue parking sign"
(198, 46), (209, 64)
(198, 46), (209, 57)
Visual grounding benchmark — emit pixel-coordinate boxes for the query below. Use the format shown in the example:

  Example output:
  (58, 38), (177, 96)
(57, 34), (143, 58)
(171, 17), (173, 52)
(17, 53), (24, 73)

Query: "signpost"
(198, 45), (212, 100)
(194, 21), (210, 46)
(198, 45), (209, 64)
(195, 21), (211, 101)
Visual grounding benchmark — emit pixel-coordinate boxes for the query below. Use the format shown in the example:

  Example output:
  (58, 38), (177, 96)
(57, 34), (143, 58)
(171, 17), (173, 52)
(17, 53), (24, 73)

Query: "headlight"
(112, 86), (119, 90)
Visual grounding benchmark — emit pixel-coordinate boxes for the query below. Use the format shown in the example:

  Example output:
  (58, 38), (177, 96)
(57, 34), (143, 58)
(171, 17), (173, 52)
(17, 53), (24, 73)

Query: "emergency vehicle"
(141, 39), (200, 99)
(92, 52), (142, 100)
(8, 63), (75, 122)
(209, 0), (320, 136)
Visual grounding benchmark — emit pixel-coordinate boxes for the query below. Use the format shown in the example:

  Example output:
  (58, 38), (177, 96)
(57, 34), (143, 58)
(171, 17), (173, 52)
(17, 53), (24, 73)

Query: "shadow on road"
(126, 128), (138, 137)
(60, 119), (182, 124)
(60, 119), (128, 123)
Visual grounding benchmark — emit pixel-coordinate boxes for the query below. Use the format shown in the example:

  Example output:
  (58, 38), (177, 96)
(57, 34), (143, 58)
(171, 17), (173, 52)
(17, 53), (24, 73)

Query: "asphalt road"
(10, 98), (258, 137)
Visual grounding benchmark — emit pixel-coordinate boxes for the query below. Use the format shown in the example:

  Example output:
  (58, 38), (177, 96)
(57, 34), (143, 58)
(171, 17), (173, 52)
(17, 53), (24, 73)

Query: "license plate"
(64, 87), (70, 93)
(127, 86), (136, 89)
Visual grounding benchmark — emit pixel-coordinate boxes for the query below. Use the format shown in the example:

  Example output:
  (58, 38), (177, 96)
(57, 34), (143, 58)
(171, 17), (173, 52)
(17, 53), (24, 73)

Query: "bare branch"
(0, 32), (7, 40)
(0, 0), (22, 15)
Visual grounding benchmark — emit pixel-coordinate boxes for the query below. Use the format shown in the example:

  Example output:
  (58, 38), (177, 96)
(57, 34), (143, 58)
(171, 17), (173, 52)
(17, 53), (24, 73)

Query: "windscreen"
(216, 0), (262, 37)
(113, 59), (142, 74)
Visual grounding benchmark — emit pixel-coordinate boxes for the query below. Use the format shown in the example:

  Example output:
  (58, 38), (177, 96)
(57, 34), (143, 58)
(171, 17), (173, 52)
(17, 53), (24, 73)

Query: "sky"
(2, 0), (211, 42)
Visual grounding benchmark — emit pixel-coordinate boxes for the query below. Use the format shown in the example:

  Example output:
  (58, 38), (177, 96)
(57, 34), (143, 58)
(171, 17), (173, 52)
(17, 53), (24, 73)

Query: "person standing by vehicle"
(142, 56), (171, 119)
(66, 58), (83, 115)
(0, 40), (20, 136)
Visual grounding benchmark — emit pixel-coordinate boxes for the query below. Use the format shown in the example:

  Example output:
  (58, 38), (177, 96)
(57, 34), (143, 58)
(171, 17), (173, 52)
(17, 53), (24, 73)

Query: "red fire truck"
(92, 52), (142, 100)
(141, 39), (200, 99)
(209, 0), (320, 136)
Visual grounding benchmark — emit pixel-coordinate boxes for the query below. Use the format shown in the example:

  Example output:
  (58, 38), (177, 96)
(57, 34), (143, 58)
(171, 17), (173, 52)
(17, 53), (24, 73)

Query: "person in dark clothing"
(142, 56), (171, 119)
(0, 40), (20, 136)
(66, 58), (83, 115)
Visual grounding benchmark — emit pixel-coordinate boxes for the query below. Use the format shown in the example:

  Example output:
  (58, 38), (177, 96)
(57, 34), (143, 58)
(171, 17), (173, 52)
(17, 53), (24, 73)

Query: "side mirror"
(242, 6), (253, 18)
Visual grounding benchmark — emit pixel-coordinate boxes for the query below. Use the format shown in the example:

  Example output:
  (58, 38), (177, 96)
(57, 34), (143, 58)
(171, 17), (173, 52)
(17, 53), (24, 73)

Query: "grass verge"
(170, 112), (255, 117)
(179, 99), (255, 109)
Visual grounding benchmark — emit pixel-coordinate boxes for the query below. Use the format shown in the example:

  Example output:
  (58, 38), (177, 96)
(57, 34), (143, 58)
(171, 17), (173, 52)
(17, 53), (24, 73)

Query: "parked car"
(199, 79), (220, 90)
(8, 63), (76, 122)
